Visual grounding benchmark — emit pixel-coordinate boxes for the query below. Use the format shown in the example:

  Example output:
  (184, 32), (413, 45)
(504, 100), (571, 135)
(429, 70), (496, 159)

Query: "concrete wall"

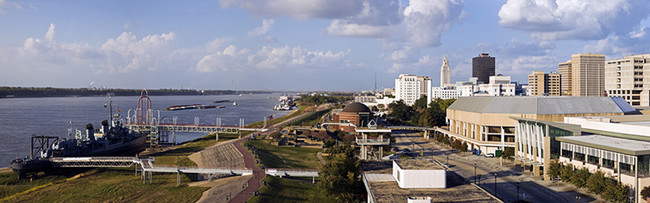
(393, 161), (446, 189)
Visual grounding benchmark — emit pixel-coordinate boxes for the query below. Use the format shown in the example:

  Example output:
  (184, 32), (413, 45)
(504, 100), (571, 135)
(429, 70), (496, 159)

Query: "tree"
(502, 147), (514, 159)
(318, 144), (363, 202)
(603, 180), (629, 203)
(570, 168), (590, 188)
(388, 100), (413, 125)
(460, 142), (468, 152)
(560, 164), (574, 181)
(451, 139), (462, 150)
(641, 186), (650, 200)
(413, 97), (428, 112)
(547, 160), (562, 181)
(436, 98), (456, 112)
(586, 171), (607, 195)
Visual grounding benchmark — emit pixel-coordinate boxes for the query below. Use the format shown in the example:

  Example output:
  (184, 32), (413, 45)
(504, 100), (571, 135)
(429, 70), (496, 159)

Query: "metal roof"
(448, 96), (635, 115)
(557, 135), (650, 156)
(509, 117), (582, 136)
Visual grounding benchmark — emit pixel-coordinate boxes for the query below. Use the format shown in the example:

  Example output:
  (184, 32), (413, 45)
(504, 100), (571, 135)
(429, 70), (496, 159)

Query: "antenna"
(374, 72), (377, 93)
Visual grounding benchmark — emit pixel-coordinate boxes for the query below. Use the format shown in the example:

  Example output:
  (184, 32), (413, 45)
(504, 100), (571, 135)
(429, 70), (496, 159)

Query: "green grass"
(0, 169), (71, 200)
(246, 140), (322, 169)
(248, 176), (334, 203)
(288, 108), (331, 126)
(248, 106), (308, 128)
(2, 168), (207, 203)
(0, 132), (242, 201)
(148, 133), (241, 166)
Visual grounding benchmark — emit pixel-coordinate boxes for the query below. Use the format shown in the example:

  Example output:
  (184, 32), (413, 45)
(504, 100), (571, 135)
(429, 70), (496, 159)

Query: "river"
(0, 93), (290, 167)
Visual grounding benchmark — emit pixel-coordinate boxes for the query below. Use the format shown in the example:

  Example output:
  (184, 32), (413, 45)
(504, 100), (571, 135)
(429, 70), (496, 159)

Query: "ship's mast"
(108, 94), (113, 125)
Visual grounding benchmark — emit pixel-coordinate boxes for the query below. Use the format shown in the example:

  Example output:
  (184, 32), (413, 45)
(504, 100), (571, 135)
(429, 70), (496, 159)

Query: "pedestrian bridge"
(49, 156), (253, 185)
(265, 168), (319, 177)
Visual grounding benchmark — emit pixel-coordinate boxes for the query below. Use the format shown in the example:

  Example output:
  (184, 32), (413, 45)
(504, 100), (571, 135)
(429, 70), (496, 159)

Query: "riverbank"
(0, 86), (273, 98)
(0, 106), (312, 202)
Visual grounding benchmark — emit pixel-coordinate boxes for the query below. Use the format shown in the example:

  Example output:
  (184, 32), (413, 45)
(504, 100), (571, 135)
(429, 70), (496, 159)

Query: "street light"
(516, 182), (520, 201)
(474, 163), (477, 184)
(494, 172), (498, 197)
(447, 155), (449, 166)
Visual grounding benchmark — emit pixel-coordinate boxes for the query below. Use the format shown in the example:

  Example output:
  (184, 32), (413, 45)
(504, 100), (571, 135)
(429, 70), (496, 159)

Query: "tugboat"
(10, 97), (146, 178)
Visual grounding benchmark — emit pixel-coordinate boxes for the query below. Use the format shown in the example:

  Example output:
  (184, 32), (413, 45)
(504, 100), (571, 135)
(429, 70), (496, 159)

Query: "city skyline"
(1, 0), (649, 91)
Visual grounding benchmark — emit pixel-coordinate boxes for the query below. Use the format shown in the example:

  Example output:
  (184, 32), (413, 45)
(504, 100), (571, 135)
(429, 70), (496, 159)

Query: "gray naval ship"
(10, 101), (146, 178)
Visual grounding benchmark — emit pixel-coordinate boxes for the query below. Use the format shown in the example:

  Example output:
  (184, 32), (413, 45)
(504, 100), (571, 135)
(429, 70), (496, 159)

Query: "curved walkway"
(229, 138), (264, 203)
(228, 107), (322, 202)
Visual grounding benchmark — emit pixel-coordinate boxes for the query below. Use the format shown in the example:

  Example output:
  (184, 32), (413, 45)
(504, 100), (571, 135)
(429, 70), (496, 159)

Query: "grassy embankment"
(0, 108), (307, 202)
(247, 106), (308, 128)
(246, 106), (336, 202)
(288, 108), (331, 127)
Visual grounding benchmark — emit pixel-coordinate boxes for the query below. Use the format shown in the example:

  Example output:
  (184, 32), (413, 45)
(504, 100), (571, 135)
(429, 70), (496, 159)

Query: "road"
(392, 131), (594, 203)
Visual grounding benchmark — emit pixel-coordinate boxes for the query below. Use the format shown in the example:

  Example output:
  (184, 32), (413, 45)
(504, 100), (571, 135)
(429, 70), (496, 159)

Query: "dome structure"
(342, 102), (371, 113)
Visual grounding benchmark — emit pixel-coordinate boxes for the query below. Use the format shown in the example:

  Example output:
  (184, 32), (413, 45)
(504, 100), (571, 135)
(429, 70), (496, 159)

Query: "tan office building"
(570, 53), (606, 96)
(605, 53), (650, 106)
(528, 71), (561, 96)
(558, 61), (572, 95)
(440, 97), (632, 155)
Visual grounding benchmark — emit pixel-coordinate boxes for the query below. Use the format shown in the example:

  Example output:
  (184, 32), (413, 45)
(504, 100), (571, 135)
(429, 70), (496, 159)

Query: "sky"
(1, 0), (650, 91)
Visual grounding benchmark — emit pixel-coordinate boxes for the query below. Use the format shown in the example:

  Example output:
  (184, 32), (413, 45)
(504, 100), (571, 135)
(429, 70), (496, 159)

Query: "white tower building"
(441, 55), (451, 87)
(395, 74), (430, 106)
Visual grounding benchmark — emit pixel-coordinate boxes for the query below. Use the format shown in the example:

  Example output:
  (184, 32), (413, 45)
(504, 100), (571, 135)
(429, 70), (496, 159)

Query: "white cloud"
(327, 20), (393, 37)
(583, 26), (650, 57)
(18, 24), (98, 67)
(100, 32), (176, 72)
(195, 45), (350, 72)
(248, 19), (275, 36)
(44, 23), (55, 41)
(195, 45), (249, 72)
(0, 0), (23, 14)
(205, 37), (231, 52)
(326, 0), (402, 38)
(498, 54), (560, 76)
(389, 45), (418, 62)
(403, 0), (465, 47)
(387, 54), (434, 73)
(218, 0), (363, 20)
(498, 0), (650, 40)
(250, 45), (349, 69)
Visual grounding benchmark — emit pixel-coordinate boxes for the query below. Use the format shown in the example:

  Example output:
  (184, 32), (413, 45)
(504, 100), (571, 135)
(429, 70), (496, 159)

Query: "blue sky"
(1, 0), (649, 91)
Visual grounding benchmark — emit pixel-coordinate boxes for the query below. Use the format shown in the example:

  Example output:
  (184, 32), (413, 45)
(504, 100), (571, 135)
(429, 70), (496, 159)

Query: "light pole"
(474, 163), (477, 184)
(494, 172), (498, 197)
(516, 182), (520, 201)
(446, 155), (449, 166)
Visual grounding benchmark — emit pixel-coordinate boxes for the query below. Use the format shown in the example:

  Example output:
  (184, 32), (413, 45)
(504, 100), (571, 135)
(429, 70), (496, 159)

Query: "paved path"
(228, 107), (327, 203)
(229, 138), (264, 203)
(316, 152), (326, 164)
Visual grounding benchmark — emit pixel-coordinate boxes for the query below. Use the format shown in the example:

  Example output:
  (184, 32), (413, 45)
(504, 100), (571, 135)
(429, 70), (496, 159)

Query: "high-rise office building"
(472, 53), (495, 84)
(395, 74), (431, 106)
(570, 53), (605, 96)
(440, 55), (450, 87)
(528, 71), (561, 96)
(558, 61), (572, 96)
(605, 54), (650, 106)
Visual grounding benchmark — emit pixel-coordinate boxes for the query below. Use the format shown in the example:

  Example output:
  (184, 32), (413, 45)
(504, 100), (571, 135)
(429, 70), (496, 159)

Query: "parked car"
(484, 153), (495, 158)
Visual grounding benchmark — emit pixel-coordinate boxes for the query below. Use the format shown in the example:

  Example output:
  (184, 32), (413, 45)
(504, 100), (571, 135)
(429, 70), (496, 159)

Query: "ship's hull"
(10, 135), (146, 176)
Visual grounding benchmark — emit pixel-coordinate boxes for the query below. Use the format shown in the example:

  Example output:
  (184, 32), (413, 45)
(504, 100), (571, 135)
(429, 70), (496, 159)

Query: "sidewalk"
(229, 138), (264, 203)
